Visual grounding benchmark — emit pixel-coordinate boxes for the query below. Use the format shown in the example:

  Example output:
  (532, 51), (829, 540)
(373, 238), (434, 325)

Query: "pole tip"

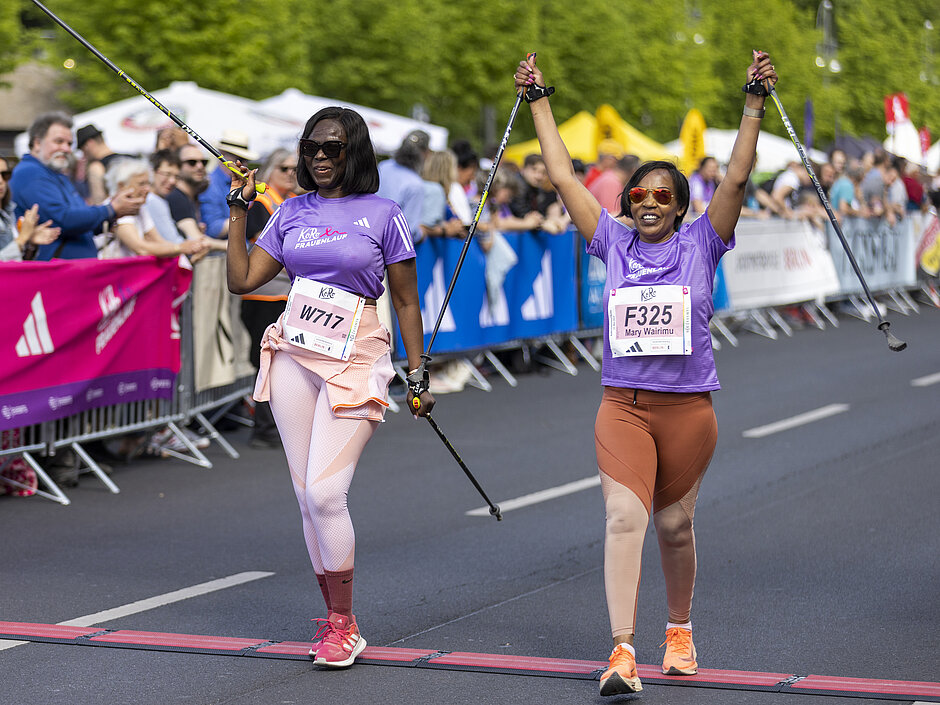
(878, 321), (907, 352)
(491, 504), (503, 521)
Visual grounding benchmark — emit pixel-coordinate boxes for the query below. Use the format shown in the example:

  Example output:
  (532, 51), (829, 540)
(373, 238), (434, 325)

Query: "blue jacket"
(10, 154), (112, 260)
(199, 165), (232, 238)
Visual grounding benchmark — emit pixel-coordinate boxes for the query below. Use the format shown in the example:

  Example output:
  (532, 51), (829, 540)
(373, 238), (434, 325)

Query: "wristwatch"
(226, 186), (254, 210)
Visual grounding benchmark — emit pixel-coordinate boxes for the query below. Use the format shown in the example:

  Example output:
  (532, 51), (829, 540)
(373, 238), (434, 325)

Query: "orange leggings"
(595, 386), (718, 639)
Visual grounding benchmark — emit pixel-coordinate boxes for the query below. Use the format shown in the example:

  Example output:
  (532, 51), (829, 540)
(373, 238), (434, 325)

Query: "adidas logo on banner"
(16, 292), (55, 357)
(628, 341), (643, 353)
(290, 332), (306, 345)
(352, 217), (370, 228)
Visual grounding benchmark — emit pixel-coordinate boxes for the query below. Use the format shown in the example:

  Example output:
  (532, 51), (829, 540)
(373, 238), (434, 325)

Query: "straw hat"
(217, 129), (259, 161)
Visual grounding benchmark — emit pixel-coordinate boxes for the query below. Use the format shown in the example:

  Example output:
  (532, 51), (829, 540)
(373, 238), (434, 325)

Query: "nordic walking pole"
(765, 83), (906, 352)
(406, 55), (537, 522)
(31, 0), (266, 194)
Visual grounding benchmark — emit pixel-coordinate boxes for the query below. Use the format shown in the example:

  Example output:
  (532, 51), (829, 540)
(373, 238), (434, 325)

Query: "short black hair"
(296, 107), (378, 194)
(619, 160), (690, 228)
(522, 154), (544, 168)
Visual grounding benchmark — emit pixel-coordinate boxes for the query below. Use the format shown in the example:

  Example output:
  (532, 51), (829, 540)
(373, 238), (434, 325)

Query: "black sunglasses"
(182, 159), (209, 167)
(0, 170), (11, 181)
(299, 139), (346, 159)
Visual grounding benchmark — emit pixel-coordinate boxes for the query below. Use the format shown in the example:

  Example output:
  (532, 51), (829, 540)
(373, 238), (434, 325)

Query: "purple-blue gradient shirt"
(587, 209), (734, 392)
(255, 192), (415, 300)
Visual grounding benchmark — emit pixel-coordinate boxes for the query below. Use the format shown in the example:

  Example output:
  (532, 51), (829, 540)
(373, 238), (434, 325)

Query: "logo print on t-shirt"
(295, 226), (348, 249)
(352, 217), (370, 228)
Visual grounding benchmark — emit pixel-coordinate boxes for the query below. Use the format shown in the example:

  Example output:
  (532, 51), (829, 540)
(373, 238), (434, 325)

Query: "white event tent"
(665, 128), (827, 174)
(258, 88), (448, 155)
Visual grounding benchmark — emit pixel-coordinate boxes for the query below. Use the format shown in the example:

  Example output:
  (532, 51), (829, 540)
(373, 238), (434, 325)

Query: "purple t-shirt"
(255, 192), (415, 300)
(587, 210), (733, 392)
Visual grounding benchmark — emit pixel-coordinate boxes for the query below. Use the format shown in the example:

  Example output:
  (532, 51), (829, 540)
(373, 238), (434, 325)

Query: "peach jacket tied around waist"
(253, 305), (395, 422)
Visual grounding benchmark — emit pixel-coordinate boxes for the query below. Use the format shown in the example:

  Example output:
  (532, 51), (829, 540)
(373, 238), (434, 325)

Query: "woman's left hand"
(747, 50), (778, 91)
(230, 160), (257, 202)
(408, 390), (435, 418)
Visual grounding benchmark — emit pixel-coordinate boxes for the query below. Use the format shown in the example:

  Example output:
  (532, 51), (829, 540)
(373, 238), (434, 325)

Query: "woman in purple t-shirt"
(515, 52), (777, 695)
(226, 107), (435, 669)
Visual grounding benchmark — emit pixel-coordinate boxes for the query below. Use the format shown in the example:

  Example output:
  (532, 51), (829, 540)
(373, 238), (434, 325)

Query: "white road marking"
(466, 476), (600, 517)
(911, 372), (940, 387)
(0, 570), (273, 651)
(742, 403), (850, 438)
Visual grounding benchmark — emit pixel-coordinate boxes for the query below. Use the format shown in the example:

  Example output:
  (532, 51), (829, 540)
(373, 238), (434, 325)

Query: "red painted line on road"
(792, 674), (940, 698)
(1, 621), (937, 701)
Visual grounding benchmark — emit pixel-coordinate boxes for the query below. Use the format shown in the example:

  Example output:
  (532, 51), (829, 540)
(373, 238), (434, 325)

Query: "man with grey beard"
(10, 112), (143, 260)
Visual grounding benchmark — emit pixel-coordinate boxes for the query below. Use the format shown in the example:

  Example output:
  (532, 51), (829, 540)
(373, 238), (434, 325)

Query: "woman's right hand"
(514, 54), (544, 95)
(230, 160), (257, 202)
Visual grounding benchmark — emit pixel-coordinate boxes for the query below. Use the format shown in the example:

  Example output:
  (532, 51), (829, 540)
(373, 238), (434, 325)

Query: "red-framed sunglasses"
(628, 187), (674, 205)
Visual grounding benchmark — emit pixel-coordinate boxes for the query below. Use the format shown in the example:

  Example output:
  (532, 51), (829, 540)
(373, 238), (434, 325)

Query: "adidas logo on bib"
(290, 332), (306, 345)
(628, 341), (643, 353)
(352, 217), (370, 228)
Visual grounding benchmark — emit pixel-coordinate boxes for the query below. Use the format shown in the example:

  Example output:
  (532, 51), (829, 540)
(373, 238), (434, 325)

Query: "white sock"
(667, 621), (692, 632)
(613, 642), (636, 658)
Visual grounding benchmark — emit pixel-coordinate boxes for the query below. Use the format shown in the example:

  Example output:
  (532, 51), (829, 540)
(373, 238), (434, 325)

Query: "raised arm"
(226, 165), (284, 294)
(514, 55), (601, 244)
(707, 51), (778, 243)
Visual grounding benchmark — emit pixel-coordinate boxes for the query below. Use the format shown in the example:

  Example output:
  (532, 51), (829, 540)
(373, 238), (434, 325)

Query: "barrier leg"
(767, 308), (794, 337)
(897, 287), (918, 313)
(21, 452), (71, 505)
(483, 350), (518, 388)
(567, 335), (600, 371)
(920, 280), (940, 307)
(193, 413), (238, 461)
(70, 442), (119, 494)
(710, 316), (739, 347)
(155, 421), (213, 468)
(743, 310), (779, 339)
(461, 358), (493, 392)
(710, 333), (722, 350)
(534, 339), (578, 376)
(848, 295), (875, 321)
(815, 301), (839, 327)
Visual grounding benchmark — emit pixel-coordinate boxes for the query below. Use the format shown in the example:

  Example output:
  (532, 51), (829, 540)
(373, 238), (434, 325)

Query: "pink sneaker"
(308, 617), (332, 657)
(313, 612), (367, 668)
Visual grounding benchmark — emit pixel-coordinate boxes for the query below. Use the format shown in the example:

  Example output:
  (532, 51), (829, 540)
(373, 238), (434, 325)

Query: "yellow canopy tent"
(504, 110), (599, 164)
(594, 104), (677, 163)
(677, 108), (707, 175)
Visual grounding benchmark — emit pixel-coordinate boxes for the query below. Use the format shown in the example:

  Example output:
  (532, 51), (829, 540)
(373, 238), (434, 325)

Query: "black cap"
(76, 124), (104, 149)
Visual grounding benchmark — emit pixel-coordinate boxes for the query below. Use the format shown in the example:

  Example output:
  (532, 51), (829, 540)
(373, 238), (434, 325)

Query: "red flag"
(884, 93), (910, 134)
(919, 127), (931, 157)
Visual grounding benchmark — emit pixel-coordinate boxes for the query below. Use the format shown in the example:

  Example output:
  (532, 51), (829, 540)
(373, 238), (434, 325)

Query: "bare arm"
(707, 51), (778, 243)
(515, 56), (601, 244)
(386, 258), (435, 417)
(225, 166), (284, 294)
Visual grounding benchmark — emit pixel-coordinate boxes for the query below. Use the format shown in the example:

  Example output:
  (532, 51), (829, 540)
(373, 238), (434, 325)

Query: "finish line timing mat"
(2, 621), (938, 702)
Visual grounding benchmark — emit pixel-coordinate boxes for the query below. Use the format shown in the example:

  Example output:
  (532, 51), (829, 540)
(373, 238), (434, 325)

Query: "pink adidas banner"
(0, 257), (192, 431)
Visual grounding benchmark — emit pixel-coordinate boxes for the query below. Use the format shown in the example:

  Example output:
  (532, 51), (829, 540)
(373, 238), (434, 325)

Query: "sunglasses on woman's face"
(299, 139), (346, 159)
(277, 164), (297, 173)
(0, 170), (12, 181)
(628, 187), (674, 205)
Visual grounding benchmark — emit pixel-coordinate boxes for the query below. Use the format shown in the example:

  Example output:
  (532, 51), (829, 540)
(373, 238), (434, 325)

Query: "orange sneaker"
(661, 626), (698, 675)
(307, 617), (332, 657)
(313, 612), (367, 668)
(599, 643), (642, 695)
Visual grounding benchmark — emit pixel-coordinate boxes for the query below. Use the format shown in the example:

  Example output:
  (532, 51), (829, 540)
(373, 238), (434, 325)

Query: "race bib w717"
(608, 284), (692, 357)
(282, 278), (365, 361)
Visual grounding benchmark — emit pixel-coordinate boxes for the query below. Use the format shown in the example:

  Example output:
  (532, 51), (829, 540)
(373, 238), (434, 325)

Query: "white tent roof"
(258, 88), (448, 155)
(59, 81), (301, 159)
(665, 128), (828, 174)
(883, 120), (927, 167)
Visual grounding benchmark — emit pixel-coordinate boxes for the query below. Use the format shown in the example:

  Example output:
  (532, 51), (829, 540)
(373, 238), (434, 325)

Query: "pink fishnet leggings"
(268, 353), (378, 573)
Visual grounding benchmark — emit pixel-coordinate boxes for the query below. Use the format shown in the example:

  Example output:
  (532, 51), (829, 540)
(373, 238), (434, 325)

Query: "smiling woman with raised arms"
(225, 106), (434, 670)
(514, 51), (777, 696)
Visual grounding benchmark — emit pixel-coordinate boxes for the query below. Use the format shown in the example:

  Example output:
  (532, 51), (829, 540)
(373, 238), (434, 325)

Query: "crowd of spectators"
(3, 109), (940, 488)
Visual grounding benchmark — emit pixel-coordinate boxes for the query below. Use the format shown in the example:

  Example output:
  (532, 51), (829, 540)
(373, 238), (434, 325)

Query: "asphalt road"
(2, 303), (938, 705)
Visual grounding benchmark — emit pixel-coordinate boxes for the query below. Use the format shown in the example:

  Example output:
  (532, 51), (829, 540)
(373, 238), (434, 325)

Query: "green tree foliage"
(25, 0), (940, 151)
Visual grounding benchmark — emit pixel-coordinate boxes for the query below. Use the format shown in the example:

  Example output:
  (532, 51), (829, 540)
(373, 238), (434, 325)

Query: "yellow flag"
(678, 109), (707, 175)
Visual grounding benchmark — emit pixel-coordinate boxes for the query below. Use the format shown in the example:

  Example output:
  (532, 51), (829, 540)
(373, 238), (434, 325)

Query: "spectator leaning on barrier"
(146, 149), (186, 244)
(688, 156), (720, 217)
(883, 162), (906, 226)
(166, 143), (212, 245)
(451, 139), (480, 205)
(10, 112), (144, 260)
(860, 150), (889, 216)
(99, 158), (209, 260)
(376, 129), (429, 244)
(0, 157), (60, 262)
(769, 160), (812, 220)
(829, 164), (869, 220)
(510, 153), (557, 220)
(77, 123), (132, 206)
(419, 150), (466, 240)
(199, 130), (260, 240)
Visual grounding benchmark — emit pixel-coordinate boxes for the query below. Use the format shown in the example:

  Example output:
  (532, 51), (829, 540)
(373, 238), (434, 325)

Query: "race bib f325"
(608, 284), (692, 357)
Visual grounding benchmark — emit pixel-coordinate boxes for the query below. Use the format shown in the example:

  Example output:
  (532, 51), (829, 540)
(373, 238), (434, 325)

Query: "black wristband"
(226, 186), (254, 210)
(742, 79), (768, 97)
(524, 84), (555, 103)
